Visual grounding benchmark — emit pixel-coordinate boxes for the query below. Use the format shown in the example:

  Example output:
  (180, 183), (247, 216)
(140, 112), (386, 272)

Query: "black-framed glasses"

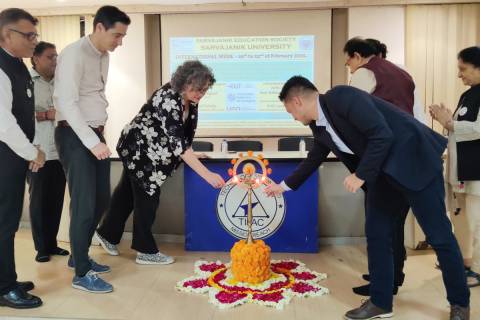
(8, 28), (39, 41)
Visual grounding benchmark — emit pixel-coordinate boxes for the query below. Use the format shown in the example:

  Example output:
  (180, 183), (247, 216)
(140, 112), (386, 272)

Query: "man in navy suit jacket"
(265, 76), (469, 320)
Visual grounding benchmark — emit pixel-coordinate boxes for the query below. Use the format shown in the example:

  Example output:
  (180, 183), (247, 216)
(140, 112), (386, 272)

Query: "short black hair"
(458, 46), (480, 68)
(343, 37), (377, 58)
(365, 38), (387, 59)
(279, 76), (318, 101)
(0, 8), (38, 41)
(31, 41), (56, 68)
(93, 5), (130, 31)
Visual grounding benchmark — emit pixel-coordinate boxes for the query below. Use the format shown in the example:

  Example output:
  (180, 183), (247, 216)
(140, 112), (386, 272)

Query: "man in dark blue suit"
(265, 76), (469, 320)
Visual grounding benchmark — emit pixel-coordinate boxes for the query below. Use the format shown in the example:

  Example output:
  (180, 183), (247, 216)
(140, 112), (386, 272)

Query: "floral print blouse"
(117, 83), (197, 196)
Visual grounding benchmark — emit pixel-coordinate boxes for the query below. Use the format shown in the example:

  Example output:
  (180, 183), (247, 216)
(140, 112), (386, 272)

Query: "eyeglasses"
(8, 28), (39, 41)
(193, 85), (210, 94)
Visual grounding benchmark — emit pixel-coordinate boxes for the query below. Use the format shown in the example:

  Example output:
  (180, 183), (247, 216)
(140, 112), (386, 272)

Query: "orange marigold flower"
(230, 239), (271, 284)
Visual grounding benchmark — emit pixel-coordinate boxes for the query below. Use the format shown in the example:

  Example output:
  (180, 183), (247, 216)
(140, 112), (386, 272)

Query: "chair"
(192, 141), (214, 152)
(227, 140), (263, 152)
(277, 137), (314, 151)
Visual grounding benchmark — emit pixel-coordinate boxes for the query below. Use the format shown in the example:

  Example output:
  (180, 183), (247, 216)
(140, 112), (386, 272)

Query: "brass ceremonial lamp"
(228, 151), (273, 284)
(228, 151), (271, 243)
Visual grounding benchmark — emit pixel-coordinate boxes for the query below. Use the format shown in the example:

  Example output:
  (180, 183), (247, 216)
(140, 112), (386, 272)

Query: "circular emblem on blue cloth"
(216, 173), (286, 240)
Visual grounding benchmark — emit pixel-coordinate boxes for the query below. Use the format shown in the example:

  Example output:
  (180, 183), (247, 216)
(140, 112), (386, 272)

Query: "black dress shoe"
(0, 288), (42, 309)
(16, 281), (34, 292)
(345, 299), (393, 320)
(352, 284), (398, 296)
(49, 247), (69, 256)
(35, 253), (50, 263)
(361, 273), (404, 286)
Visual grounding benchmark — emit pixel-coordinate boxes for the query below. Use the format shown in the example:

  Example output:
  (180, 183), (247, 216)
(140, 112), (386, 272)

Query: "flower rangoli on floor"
(176, 259), (329, 309)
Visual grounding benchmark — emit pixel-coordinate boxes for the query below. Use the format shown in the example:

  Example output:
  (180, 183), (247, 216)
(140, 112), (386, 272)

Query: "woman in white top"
(430, 46), (480, 287)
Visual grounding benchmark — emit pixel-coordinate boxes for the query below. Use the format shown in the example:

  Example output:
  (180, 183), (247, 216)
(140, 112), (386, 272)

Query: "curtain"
(37, 15), (81, 53)
(406, 4), (480, 131)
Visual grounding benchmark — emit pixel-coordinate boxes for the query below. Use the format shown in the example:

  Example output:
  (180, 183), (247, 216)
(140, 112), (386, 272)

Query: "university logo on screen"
(216, 173), (286, 239)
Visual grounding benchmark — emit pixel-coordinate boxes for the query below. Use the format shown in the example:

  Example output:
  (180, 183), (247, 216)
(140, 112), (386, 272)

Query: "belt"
(57, 120), (104, 134)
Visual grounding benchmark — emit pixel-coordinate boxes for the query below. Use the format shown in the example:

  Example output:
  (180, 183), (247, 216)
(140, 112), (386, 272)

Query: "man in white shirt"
(0, 8), (45, 309)
(28, 41), (69, 263)
(53, 5), (130, 294)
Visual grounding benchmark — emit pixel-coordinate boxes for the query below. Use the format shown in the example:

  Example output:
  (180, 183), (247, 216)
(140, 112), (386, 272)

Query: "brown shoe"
(344, 299), (393, 320)
(450, 305), (469, 320)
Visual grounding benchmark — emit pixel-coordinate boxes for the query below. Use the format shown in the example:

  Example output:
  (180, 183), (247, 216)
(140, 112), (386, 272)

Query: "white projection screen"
(161, 10), (332, 137)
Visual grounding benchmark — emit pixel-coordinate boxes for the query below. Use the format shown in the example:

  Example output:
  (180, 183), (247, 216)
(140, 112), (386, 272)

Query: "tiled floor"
(1, 229), (478, 320)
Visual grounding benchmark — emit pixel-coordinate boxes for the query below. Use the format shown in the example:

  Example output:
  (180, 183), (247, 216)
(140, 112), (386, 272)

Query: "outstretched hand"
(205, 171), (225, 189)
(264, 182), (285, 197)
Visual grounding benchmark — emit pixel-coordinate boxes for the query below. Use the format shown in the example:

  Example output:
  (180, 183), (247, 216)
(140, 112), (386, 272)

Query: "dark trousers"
(97, 168), (160, 254)
(55, 126), (110, 277)
(27, 159), (66, 254)
(366, 173), (469, 310)
(391, 198), (409, 286)
(364, 192), (409, 287)
(0, 144), (29, 294)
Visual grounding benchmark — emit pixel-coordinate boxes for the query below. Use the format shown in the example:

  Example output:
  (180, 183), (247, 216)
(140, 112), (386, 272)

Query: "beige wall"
(331, 8), (349, 87)
(105, 13), (148, 156)
(348, 6), (406, 65)
(144, 14), (161, 98)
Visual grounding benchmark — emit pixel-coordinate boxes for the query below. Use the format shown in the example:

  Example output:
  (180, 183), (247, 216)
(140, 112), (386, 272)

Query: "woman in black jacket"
(95, 60), (224, 265)
(430, 46), (480, 288)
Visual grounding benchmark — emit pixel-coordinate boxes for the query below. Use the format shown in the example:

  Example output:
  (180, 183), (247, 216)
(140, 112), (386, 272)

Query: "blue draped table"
(184, 152), (320, 253)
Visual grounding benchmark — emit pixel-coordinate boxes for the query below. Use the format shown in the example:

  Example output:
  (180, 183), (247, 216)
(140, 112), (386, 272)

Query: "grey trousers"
(55, 126), (110, 277)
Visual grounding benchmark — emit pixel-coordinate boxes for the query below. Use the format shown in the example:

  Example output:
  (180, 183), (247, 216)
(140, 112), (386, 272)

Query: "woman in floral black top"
(95, 61), (225, 265)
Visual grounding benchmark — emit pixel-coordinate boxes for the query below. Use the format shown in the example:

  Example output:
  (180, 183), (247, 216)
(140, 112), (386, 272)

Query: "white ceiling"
(1, 0), (324, 9)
